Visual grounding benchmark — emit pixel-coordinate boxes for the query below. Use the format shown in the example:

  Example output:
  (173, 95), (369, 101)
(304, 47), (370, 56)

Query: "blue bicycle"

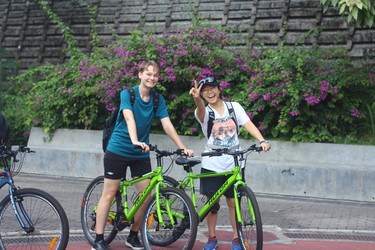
(0, 145), (70, 249)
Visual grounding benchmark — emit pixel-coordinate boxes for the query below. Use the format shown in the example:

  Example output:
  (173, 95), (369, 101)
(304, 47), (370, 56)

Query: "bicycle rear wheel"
(162, 175), (179, 188)
(0, 188), (69, 249)
(236, 185), (263, 250)
(81, 175), (121, 245)
(141, 187), (198, 250)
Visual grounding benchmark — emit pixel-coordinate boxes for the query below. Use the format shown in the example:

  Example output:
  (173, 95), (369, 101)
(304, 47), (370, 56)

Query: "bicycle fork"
(9, 186), (35, 233)
(234, 184), (256, 226)
(155, 184), (177, 228)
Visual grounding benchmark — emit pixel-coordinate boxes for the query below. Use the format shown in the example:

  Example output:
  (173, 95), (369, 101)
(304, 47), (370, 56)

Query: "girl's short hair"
(139, 60), (160, 75)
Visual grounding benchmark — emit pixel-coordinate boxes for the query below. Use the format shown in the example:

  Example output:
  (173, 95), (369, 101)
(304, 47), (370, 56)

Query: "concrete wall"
(23, 127), (375, 202)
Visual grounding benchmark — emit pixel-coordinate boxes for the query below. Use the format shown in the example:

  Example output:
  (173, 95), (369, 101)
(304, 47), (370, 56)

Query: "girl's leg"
(206, 197), (220, 237)
(226, 197), (238, 239)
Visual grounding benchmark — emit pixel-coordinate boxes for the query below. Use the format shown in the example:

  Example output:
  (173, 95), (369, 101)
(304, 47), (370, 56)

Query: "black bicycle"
(0, 144), (70, 249)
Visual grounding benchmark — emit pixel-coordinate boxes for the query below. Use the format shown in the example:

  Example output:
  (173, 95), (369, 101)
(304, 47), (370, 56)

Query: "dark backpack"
(102, 87), (160, 152)
(207, 102), (239, 139)
(0, 113), (10, 145)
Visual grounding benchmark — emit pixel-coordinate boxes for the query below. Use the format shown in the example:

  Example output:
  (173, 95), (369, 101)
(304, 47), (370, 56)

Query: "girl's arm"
(243, 120), (271, 152)
(189, 80), (205, 123)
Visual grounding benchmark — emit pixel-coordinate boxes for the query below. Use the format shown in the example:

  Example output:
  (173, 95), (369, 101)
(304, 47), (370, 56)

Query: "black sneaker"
(126, 234), (144, 249)
(91, 240), (109, 250)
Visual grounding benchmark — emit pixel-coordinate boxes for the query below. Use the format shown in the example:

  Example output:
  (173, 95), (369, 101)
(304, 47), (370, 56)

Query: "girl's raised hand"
(189, 80), (202, 99)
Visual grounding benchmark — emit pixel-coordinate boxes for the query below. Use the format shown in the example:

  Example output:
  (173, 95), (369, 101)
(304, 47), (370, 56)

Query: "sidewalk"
(3, 173), (375, 249)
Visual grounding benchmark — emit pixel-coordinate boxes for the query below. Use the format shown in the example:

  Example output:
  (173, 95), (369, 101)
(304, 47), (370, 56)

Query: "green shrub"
(2, 16), (374, 145)
(230, 46), (375, 143)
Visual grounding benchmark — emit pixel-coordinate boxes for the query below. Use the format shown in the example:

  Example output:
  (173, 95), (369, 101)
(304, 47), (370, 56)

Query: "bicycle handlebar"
(201, 144), (264, 157)
(133, 144), (186, 157)
(1, 145), (35, 159)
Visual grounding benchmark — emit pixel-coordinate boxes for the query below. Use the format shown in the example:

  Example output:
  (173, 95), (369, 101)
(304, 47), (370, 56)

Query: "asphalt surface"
(2, 173), (375, 249)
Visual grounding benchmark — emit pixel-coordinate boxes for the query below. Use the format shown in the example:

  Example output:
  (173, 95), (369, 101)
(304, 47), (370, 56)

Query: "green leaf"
(348, 13), (353, 23)
(339, 4), (347, 14)
(332, 0), (340, 7)
(365, 14), (374, 27)
(356, 2), (363, 10)
(352, 7), (359, 20)
(271, 127), (279, 137)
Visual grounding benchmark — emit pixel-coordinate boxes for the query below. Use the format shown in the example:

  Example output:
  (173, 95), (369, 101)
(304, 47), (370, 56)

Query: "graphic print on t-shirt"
(210, 116), (237, 147)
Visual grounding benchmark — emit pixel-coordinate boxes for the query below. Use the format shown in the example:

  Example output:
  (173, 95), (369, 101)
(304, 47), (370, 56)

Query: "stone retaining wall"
(1, 0), (375, 71)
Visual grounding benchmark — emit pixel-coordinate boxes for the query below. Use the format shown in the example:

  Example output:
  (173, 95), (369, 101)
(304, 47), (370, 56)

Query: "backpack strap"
(225, 102), (239, 135)
(128, 87), (159, 114)
(206, 102), (239, 139)
(151, 90), (160, 114)
(206, 106), (215, 139)
(127, 87), (136, 106)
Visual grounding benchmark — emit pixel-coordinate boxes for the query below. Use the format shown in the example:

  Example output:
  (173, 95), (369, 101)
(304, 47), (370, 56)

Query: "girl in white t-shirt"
(189, 77), (270, 250)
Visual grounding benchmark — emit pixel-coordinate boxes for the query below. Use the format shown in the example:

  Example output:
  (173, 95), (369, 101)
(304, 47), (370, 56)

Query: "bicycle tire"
(0, 188), (69, 250)
(236, 185), (263, 250)
(81, 175), (122, 245)
(141, 187), (198, 250)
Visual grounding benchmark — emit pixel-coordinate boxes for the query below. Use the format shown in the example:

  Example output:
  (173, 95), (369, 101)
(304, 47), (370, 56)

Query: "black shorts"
(103, 150), (152, 180)
(200, 168), (245, 198)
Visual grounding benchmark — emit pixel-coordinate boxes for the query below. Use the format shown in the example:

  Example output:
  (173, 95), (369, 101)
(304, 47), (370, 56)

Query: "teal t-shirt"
(107, 86), (168, 158)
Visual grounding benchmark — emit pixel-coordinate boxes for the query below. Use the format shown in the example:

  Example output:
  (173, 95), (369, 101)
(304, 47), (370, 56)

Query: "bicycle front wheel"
(236, 185), (263, 250)
(81, 175), (122, 245)
(0, 188), (69, 249)
(141, 187), (198, 250)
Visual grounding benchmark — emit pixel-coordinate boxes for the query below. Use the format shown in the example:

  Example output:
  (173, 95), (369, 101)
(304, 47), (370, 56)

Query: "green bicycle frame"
(177, 164), (252, 224)
(103, 165), (177, 228)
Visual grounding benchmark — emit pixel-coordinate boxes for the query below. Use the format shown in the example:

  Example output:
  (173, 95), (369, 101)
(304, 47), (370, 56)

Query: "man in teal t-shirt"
(92, 61), (193, 250)
(107, 85), (168, 158)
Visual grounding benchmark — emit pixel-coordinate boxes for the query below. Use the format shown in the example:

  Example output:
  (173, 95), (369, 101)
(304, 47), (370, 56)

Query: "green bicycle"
(80, 145), (198, 250)
(163, 144), (265, 250)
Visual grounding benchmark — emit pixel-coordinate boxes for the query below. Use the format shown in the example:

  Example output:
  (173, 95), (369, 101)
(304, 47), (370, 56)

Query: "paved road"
(2, 173), (375, 249)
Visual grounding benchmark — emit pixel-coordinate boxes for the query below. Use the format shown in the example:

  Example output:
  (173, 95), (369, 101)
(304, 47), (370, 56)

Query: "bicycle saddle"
(175, 157), (201, 167)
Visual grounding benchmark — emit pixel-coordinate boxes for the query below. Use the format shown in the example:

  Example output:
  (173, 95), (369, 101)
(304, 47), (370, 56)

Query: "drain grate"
(284, 232), (375, 242)
(69, 233), (189, 243)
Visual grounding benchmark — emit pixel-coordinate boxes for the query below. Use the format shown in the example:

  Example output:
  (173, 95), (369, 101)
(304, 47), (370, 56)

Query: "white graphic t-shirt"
(195, 102), (250, 172)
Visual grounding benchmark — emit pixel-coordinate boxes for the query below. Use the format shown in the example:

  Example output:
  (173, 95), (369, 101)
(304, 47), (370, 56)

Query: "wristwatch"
(260, 140), (269, 144)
